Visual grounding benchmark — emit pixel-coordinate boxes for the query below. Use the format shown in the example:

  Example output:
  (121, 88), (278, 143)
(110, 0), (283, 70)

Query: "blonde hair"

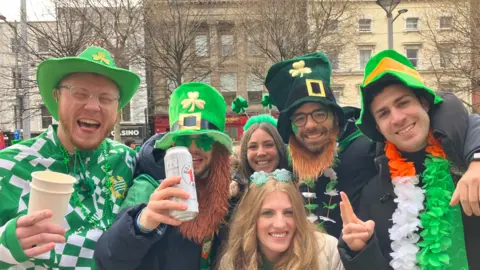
(218, 179), (323, 270)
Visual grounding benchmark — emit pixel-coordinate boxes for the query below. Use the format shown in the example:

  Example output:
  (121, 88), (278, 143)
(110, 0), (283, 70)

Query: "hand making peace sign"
(339, 192), (375, 252)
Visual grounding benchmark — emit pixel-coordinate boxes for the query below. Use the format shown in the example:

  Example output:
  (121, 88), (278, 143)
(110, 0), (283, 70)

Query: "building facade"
(146, 0), (476, 141)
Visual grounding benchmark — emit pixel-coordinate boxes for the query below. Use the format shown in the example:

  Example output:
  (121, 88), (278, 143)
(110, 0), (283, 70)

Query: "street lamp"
(376, 0), (408, 49)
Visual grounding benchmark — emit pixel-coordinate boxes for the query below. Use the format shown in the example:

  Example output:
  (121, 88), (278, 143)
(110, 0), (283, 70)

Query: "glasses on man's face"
(290, 109), (329, 127)
(57, 85), (119, 107)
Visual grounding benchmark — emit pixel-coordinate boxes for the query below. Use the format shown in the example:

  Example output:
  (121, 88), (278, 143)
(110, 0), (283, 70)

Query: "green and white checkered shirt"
(0, 125), (136, 269)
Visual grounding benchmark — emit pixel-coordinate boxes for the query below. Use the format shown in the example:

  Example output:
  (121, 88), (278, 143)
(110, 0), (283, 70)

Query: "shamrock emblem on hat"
(181, 91), (206, 112)
(93, 52), (110, 65)
(289, 60), (312, 78)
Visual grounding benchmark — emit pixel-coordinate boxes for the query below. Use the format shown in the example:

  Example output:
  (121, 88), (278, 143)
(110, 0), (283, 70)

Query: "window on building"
(247, 73), (263, 103)
(221, 34), (234, 56)
(11, 38), (19, 53)
(406, 17), (419, 31)
(248, 34), (261, 56)
(358, 19), (372, 32)
(41, 105), (52, 129)
(405, 47), (419, 67)
(37, 38), (49, 52)
(439, 44), (454, 68)
(359, 48), (372, 69)
(195, 35), (209, 57)
(122, 102), (131, 122)
(439, 16), (453, 29)
(327, 19), (339, 32)
(11, 68), (22, 89)
(220, 72), (237, 93)
(331, 85), (343, 103)
(326, 50), (339, 70)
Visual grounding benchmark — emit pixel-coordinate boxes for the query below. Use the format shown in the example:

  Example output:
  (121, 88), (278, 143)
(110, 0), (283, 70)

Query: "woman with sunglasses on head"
(219, 169), (343, 270)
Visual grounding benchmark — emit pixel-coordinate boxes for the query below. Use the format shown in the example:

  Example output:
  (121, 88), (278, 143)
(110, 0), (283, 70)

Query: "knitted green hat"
(265, 52), (344, 143)
(356, 50), (443, 142)
(243, 114), (277, 131)
(155, 82), (232, 150)
(36, 46), (141, 120)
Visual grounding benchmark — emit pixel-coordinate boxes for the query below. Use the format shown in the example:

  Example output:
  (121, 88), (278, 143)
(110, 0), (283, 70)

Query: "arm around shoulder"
(464, 113), (480, 164)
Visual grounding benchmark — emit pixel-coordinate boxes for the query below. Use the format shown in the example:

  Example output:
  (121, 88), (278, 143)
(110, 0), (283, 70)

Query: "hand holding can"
(139, 176), (190, 229)
(164, 146), (199, 221)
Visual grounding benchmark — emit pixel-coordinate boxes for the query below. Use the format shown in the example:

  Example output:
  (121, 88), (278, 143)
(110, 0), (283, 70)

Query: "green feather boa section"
(243, 114), (277, 131)
(416, 155), (469, 269)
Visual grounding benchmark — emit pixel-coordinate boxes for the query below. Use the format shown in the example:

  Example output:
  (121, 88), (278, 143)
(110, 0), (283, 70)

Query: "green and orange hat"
(265, 52), (345, 143)
(36, 46), (141, 120)
(356, 50), (443, 142)
(154, 82), (232, 150)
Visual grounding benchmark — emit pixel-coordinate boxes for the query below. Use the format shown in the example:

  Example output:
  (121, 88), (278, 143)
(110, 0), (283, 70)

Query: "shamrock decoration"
(231, 96), (249, 114)
(261, 93), (274, 109)
(92, 52), (110, 65)
(289, 60), (312, 77)
(181, 91), (206, 112)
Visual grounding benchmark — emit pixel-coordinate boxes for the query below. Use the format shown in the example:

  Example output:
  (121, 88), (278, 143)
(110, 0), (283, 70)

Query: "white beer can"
(164, 146), (199, 221)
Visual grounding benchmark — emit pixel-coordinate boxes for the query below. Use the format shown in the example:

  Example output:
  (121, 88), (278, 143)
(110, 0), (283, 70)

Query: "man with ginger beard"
(94, 82), (233, 269)
(264, 52), (381, 238)
(266, 52), (480, 241)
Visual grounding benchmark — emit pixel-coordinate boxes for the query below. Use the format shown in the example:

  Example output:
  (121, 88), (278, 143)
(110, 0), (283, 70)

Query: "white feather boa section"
(389, 176), (425, 270)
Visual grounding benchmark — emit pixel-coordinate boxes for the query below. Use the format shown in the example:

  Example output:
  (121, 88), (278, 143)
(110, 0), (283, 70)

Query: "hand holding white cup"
(21, 171), (76, 257)
(16, 209), (66, 257)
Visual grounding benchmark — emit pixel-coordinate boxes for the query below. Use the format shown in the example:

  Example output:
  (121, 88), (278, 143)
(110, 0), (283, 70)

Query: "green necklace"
(60, 145), (114, 233)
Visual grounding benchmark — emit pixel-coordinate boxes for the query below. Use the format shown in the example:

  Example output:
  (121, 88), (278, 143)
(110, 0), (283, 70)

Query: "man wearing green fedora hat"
(0, 46), (140, 269)
(338, 50), (480, 269)
(94, 82), (234, 269)
(265, 52), (378, 238)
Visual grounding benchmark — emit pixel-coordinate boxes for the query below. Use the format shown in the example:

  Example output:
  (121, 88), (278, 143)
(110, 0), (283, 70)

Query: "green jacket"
(0, 125), (136, 269)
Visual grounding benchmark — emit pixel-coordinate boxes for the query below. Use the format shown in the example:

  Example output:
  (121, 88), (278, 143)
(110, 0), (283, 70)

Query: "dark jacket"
(338, 93), (480, 269)
(309, 107), (377, 238)
(94, 204), (229, 270)
(94, 132), (235, 269)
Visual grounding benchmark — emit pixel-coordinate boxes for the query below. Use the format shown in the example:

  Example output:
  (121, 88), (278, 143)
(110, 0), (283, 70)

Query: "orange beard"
(178, 143), (231, 244)
(289, 132), (338, 183)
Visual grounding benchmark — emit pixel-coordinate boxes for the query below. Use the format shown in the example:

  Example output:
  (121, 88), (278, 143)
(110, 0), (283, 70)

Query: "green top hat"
(155, 82), (232, 150)
(356, 50), (443, 142)
(265, 52), (345, 143)
(37, 46), (141, 120)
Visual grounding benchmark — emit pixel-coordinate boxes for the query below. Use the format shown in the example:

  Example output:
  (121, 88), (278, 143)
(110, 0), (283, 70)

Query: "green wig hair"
(243, 114), (278, 131)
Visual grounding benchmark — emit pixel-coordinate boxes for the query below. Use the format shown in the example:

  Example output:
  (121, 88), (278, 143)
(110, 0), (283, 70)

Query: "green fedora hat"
(265, 52), (345, 143)
(356, 49), (443, 142)
(155, 82), (232, 150)
(36, 46), (141, 120)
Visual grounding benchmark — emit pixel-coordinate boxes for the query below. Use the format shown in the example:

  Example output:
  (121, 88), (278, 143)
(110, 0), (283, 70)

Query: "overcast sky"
(1, 0), (56, 21)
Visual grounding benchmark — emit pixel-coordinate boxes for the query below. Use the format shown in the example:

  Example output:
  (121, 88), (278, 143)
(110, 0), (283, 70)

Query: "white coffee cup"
(28, 171), (77, 225)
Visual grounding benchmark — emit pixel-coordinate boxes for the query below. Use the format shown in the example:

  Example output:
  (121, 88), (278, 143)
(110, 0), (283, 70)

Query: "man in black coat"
(265, 52), (377, 238)
(94, 82), (234, 269)
(338, 50), (480, 269)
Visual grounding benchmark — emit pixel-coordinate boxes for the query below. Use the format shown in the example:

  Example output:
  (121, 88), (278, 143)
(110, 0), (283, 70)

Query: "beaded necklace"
(60, 145), (114, 233)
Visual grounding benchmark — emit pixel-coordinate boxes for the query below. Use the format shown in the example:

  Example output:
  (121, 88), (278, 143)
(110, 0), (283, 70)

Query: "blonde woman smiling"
(219, 169), (343, 270)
